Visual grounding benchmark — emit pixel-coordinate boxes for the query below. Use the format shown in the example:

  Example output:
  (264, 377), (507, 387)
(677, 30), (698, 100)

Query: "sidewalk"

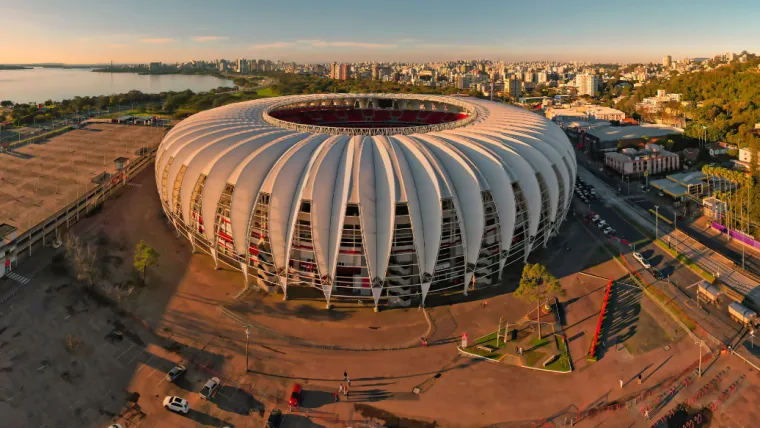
(577, 166), (760, 305)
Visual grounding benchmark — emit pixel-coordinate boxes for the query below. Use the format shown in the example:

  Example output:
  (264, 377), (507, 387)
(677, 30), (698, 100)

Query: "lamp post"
(245, 327), (250, 372)
(654, 205), (660, 240)
(696, 339), (706, 377)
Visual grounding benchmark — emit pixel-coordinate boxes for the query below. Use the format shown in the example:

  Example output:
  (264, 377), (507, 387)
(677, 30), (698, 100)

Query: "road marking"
(115, 343), (135, 360)
(5, 272), (31, 284)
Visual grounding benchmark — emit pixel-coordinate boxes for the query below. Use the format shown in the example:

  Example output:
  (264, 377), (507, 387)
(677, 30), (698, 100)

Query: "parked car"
(658, 192), (665, 197)
(166, 364), (186, 382)
(163, 396), (189, 414)
(289, 384), (302, 408)
(266, 408), (283, 428)
(108, 425), (124, 428)
(199, 377), (221, 400)
(633, 252), (651, 269)
(592, 214), (600, 222)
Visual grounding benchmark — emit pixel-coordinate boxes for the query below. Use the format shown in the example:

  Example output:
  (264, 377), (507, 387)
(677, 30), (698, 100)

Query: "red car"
(289, 384), (302, 408)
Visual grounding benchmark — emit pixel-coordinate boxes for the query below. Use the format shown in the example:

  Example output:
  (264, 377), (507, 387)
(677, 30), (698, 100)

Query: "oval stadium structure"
(155, 94), (576, 308)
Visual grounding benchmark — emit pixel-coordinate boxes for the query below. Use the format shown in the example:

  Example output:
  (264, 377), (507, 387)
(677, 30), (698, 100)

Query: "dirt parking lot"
(0, 123), (166, 235)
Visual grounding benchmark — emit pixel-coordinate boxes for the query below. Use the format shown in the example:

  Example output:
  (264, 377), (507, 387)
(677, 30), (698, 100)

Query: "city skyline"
(2, 0), (760, 64)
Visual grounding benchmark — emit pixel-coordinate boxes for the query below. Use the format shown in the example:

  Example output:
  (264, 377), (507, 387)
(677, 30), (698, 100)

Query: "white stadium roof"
(155, 94), (576, 306)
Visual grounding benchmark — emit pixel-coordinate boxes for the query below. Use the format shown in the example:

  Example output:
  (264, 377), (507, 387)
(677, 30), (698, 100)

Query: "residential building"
(371, 64), (379, 80)
(508, 78), (522, 97)
(456, 75), (472, 90)
(545, 106), (624, 122)
(331, 62), (339, 80)
(149, 62), (161, 72)
(237, 58), (248, 73)
(537, 72), (548, 84)
(339, 63), (350, 80)
(575, 74), (599, 96)
(663, 55), (672, 68)
(604, 144), (680, 176)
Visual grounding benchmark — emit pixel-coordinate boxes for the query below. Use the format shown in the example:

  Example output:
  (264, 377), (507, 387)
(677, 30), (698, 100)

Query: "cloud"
(251, 41), (295, 49)
(308, 40), (395, 49)
(192, 36), (229, 42)
(139, 38), (174, 44)
(251, 40), (396, 50)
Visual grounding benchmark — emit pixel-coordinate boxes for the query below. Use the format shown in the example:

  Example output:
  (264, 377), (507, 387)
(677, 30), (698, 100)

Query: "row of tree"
(702, 164), (760, 237)
(612, 59), (760, 149)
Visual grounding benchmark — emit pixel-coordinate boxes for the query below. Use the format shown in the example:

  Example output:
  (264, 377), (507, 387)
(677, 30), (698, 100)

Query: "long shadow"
(215, 386), (261, 415)
(598, 281), (643, 360)
(300, 389), (336, 409)
(184, 408), (229, 426)
(644, 355), (673, 382)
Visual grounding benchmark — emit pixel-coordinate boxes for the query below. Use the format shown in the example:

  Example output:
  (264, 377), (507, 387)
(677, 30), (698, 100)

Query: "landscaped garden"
(459, 324), (572, 373)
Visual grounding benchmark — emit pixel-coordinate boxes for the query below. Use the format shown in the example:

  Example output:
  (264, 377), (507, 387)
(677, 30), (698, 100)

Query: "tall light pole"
(655, 205), (660, 241)
(245, 327), (250, 372)
(696, 339), (706, 377)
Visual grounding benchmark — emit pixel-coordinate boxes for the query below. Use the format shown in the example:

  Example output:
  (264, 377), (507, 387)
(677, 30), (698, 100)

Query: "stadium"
(155, 94), (576, 309)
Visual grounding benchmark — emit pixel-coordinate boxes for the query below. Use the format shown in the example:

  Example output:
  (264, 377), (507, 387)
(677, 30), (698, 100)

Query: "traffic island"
(458, 325), (572, 373)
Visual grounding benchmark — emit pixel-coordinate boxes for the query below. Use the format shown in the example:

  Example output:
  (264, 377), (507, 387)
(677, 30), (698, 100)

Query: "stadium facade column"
(498, 249), (508, 281)
(322, 276), (333, 309)
(371, 277), (383, 312)
(523, 235), (535, 263)
(420, 272), (433, 307)
(210, 248), (220, 270)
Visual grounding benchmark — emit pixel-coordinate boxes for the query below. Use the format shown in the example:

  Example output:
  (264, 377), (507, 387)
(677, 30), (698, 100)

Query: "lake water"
(0, 67), (234, 103)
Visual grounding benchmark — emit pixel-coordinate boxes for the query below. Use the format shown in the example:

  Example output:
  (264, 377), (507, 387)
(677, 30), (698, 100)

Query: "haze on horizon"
(1, 0), (759, 64)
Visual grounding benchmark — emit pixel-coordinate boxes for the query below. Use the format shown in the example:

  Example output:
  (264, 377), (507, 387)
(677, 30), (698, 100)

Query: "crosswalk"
(5, 272), (31, 284)
(126, 182), (142, 187)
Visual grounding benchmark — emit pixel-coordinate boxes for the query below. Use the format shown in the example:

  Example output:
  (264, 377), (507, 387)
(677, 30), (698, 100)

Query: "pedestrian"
(334, 391), (339, 402)
(339, 383), (345, 395)
(347, 376), (351, 387)
(343, 370), (347, 382)
(638, 374), (642, 385)
(620, 379), (624, 388)
(344, 384), (349, 397)
(644, 409), (650, 419)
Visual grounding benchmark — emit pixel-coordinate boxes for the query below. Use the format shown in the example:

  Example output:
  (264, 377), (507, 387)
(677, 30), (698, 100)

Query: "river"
(0, 67), (234, 103)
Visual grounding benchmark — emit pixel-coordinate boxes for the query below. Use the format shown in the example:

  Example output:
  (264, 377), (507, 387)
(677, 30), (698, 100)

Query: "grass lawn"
(544, 336), (572, 372)
(257, 87), (279, 97)
(528, 336), (551, 349)
(524, 350), (547, 367)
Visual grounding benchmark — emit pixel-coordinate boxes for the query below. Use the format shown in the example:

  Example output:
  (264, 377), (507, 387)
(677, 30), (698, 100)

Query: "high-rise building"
(508, 78), (522, 98)
(371, 64), (379, 80)
(237, 58), (248, 73)
(663, 55), (672, 68)
(456, 75), (472, 89)
(575, 74), (599, 96)
(330, 62), (339, 79)
(339, 63), (350, 80)
(523, 71), (534, 83)
(537, 72), (548, 84)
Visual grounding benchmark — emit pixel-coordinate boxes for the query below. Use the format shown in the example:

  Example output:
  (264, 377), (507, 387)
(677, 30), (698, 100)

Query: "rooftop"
(586, 123), (683, 142)
(0, 223), (17, 239)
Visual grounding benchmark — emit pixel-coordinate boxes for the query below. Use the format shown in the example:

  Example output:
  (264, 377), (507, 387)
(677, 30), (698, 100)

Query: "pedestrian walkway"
(577, 166), (760, 304)
(4, 272), (31, 284)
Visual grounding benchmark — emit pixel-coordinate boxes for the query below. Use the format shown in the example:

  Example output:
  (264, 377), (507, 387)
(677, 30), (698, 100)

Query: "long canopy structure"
(155, 94), (576, 308)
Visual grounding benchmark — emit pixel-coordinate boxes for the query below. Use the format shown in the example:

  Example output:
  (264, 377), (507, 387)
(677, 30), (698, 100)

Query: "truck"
(696, 281), (722, 305)
(728, 301), (759, 327)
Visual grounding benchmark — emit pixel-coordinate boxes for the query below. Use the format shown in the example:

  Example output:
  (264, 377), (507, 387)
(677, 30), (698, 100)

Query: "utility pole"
(245, 327), (250, 372)
(655, 205), (660, 241)
(696, 339), (705, 377)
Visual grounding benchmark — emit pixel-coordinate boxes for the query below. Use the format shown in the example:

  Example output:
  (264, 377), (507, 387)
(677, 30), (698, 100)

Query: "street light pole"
(696, 339), (705, 377)
(245, 327), (250, 372)
(655, 205), (660, 241)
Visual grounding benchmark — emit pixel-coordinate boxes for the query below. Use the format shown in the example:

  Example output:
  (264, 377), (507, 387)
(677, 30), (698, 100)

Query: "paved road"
(577, 151), (760, 283)
(572, 192), (743, 345)
(576, 163), (760, 303)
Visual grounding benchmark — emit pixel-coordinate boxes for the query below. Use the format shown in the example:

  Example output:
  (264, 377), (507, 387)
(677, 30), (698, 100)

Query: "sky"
(1, 0), (760, 64)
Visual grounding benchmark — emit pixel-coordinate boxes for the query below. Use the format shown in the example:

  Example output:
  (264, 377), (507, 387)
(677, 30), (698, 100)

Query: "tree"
(133, 240), (160, 283)
(0, 100), (12, 108)
(515, 263), (564, 339)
